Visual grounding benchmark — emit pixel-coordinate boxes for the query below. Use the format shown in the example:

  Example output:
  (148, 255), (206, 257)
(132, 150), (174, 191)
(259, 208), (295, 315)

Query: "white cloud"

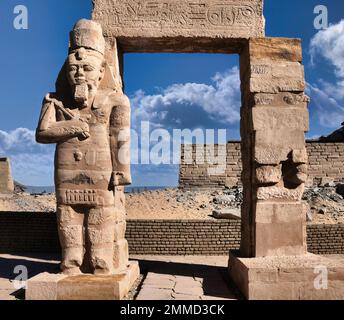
(308, 20), (344, 128)
(130, 67), (241, 129)
(306, 83), (344, 128)
(0, 128), (54, 186)
(310, 20), (344, 101)
(310, 20), (344, 78)
(0, 128), (37, 154)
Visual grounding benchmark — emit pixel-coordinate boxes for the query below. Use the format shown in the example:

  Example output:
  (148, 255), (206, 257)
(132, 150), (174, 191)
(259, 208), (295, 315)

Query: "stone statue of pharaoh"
(36, 19), (131, 275)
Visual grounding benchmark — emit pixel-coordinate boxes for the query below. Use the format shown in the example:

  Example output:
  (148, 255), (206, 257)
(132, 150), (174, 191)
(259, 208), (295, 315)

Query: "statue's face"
(66, 49), (105, 107)
(67, 53), (105, 89)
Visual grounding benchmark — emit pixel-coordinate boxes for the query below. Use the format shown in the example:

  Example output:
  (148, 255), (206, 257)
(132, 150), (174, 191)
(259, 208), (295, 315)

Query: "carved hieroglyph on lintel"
(92, 0), (265, 47)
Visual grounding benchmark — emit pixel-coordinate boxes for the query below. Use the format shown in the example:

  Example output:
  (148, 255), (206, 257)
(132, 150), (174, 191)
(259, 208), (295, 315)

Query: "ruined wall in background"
(0, 213), (343, 255)
(179, 141), (344, 189)
(0, 158), (14, 194)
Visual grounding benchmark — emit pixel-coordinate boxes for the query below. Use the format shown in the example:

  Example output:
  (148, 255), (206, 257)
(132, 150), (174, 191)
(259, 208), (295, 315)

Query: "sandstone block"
(92, 0), (265, 52)
(0, 158), (14, 194)
(247, 38), (303, 62)
(254, 130), (306, 164)
(252, 107), (309, 131)
(229, 252), (344, 300)
(248, 62), (305, 93)
(254, 202), (307, 257)
(26, 262), (139, 300)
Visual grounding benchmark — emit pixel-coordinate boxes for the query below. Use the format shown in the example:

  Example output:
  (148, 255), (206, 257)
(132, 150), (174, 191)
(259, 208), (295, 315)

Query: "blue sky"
(0, 0), (344, 186)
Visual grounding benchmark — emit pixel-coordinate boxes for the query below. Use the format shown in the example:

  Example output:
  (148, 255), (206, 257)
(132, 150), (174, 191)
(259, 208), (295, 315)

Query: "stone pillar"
(239, 38), (309, 258)
(229, 38), (344, 300)
(0, 158), (14, 194)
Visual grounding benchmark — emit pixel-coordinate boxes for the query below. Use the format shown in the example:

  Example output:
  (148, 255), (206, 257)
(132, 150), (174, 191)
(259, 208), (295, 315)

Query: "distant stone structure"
(179, 141), (344, 189)
(0, 158), (14, 194)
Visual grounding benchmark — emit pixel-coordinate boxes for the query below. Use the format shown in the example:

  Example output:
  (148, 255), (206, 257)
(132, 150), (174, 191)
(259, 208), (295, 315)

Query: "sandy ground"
(1, 188), (344, 224)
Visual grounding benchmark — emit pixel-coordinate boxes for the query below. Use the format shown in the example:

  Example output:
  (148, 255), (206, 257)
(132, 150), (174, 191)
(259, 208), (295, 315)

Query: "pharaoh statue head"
(66, 19), (106, 108)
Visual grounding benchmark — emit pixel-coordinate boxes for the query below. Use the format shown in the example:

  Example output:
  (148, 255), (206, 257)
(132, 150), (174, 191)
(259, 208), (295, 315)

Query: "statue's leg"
(56, 205), (84, 275)
(87, 206), (115, 275)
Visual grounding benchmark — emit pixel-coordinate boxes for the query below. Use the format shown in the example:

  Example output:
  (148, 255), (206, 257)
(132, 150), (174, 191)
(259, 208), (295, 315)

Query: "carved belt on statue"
(56, 189), (114, 207)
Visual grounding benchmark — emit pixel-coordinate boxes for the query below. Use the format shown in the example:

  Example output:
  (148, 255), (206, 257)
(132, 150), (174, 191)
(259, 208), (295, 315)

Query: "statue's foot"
(62, 267), (82, 276)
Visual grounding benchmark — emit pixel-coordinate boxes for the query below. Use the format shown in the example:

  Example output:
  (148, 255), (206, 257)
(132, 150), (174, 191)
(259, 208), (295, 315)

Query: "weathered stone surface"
(229, 252), (344, 300)
(26, 273), (67, 300)
(252, 107), (309, 131)
(34, 18), (137, 287)
(249, 62), (305, 93)
(256, 184), (305, 201)
(254, 202), (307, 257)
(255, 165), (281, 184)
(213, 208), (241, 220)
(0, 158), (14, 194)
(26, 262), (139, 300)
(92, 0), (265, 53)
(253, 92), (309, 107)
(254, 130), (306, 164)
(247, 38), (303, 62)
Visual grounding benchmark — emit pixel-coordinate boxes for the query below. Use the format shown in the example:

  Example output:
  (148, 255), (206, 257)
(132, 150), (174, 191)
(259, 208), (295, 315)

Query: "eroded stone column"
(240, 38), (309, 258)
(0, 158), (14, 194)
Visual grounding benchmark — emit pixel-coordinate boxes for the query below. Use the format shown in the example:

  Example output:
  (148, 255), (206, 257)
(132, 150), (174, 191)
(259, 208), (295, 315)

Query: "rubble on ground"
(1, 186), (344, 224)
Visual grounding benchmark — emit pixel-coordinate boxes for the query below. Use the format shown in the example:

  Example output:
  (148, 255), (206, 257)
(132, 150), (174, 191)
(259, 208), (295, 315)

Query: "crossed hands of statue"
(45, 94), (91, 141)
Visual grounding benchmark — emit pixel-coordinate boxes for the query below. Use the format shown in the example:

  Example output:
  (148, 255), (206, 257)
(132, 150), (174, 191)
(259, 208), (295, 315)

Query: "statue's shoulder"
(107, 91), (130, 108)
(95, 90), (130, 111)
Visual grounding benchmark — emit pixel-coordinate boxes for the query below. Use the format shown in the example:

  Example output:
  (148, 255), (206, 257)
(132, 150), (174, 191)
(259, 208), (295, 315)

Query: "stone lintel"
(92, 0), (265, 53)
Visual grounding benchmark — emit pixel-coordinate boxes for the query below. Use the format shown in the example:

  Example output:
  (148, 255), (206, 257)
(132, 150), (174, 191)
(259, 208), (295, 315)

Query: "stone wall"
(179, 141), (344, 189)
(0, 212), (343, 255)
(0, 158), (14, 194)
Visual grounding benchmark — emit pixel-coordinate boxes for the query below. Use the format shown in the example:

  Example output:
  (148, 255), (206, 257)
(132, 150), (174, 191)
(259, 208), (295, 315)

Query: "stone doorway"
(91, 0), (344, 300)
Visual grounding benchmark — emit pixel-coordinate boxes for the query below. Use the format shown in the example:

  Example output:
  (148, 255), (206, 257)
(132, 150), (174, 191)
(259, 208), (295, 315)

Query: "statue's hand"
(110, 171), (132, 189)
(76, 120), (90, 140)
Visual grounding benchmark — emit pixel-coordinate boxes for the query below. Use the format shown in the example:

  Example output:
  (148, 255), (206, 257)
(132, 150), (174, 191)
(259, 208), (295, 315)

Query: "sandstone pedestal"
(229, 252), (344, 300)
(26, 261), (139, 300)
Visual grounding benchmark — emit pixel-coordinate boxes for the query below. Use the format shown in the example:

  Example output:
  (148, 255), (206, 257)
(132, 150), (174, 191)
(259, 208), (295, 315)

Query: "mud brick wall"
(306, 224), (344, 254)
(179, 141), (344, 189)
(0, 213), (344, 255)
(126, 220), (241, 255)
(0, 213), (60, 252)
(306, 142), (344, 186)
(179, 142), (242, 190)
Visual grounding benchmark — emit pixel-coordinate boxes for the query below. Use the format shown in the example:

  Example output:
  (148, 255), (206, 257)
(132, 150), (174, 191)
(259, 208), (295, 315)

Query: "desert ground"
(1, 186), (344, 224)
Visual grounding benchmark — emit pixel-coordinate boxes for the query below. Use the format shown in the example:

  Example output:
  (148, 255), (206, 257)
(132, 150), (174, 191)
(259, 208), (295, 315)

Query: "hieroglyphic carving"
(92, 0), (265, 40)
(106, 1), (261, 28)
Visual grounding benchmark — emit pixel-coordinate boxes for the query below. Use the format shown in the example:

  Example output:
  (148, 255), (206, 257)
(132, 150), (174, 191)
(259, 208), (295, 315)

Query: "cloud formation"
(0, 128), (54, 186)
(309, 20), (344, 128)
(306, 83), (344, 128)
(130, 67), (241, 130)
(1, 69), (240, 186)
(310, 20), (344, 79)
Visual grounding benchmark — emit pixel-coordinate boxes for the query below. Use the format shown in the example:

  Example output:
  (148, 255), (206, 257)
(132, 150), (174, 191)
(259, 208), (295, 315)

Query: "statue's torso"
(55, 93), (114, 207)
